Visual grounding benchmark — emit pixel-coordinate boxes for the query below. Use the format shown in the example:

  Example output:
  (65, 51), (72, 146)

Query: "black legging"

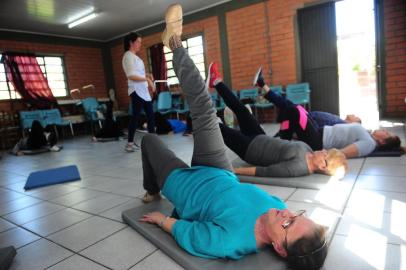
(27, 120), (58, 149)
(268, 99), (323, 151)
(215, 82), (265, 159)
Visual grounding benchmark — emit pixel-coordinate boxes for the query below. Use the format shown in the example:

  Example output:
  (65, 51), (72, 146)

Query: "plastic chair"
(19, 110), (44, 137)
(157, 92), (174, 115)
(286, 83), (311, 110)
(239, 88), (258, 102)
(174, 99), (189, 119)
(254, 85), (284, 122)
(210, 92), (219, 109)
(238, 88), (258, 115)
(80, 97), (105, 128)
(41, 109), (74, 137)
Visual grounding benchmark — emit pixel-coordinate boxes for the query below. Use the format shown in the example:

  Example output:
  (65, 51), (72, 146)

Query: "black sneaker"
(253, 67), (265, 88)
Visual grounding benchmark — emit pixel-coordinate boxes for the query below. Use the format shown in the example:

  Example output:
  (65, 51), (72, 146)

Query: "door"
(298, 2), (339, 114)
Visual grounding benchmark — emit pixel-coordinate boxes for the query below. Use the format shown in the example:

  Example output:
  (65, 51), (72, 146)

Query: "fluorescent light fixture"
(68, 12), (97, 28)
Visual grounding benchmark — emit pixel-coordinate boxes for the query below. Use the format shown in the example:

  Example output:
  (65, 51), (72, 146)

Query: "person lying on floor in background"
(252, 69), (401, 158)
(253, 67), (361, 129)
(139, 6), (328, 270)
(206, 62), (347, 178)
(92, 100), (125, 142)
(12, 120), (60, 155)
(140, 112), (193, 135)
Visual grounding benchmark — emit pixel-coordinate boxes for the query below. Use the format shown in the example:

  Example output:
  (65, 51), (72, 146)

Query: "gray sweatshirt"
(323, 123), (376, 157)
(244, 135), (311, 177)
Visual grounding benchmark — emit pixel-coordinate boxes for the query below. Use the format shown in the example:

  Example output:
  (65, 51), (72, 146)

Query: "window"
(35, 56), (68, 97)
(163, 35), (206, 86)
(0, 54), (68, 100)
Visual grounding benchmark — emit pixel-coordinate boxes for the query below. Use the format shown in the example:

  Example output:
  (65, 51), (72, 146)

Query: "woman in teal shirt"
(139, 4), (328, 270)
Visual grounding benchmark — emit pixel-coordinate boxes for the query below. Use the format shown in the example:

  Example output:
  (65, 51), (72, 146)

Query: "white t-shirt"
(122, 51), (151, 101)
(323, 123), (376, 157)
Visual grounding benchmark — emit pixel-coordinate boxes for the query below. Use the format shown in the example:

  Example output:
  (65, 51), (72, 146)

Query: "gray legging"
(142, 47), (232, 194)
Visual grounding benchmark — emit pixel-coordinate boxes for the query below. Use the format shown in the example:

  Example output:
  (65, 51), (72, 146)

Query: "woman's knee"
(141, 133), (159, 150)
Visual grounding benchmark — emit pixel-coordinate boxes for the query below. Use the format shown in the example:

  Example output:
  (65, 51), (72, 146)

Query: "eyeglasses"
(282, 209), (328, 258)
(282, 210), (306, 255)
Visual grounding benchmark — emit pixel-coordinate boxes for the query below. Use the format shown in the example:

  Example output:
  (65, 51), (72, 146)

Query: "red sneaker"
(206, 62), (221, 89)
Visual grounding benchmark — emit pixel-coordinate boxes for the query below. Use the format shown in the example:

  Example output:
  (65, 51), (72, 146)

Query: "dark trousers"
(128, 92), (155, 143)
(142, 48), (232, 195)
(142, 134), (188, 194)
(215, 82), (266, 159)
(264, 91), (323, 151)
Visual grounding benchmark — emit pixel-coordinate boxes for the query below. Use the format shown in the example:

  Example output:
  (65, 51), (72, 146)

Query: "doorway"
(336, 0), (379, 129)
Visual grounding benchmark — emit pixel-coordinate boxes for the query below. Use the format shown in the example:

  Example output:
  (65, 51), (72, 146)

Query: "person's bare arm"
(234, 167), (256, 176)
(340, 143), (359, 158)
(139, 211), (176, 233)
(127, 75), (148, 82)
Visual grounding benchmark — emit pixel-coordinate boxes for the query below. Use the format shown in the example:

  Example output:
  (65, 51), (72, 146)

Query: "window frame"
(0, 52), (69, 101)
(149, 33), (207, 88)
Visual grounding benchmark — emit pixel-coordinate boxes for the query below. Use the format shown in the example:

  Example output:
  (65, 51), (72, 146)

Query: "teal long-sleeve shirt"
(162, 166), (287, 260)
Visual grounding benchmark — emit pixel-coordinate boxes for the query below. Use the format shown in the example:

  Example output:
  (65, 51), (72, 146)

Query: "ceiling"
(0, 0), (232, 42)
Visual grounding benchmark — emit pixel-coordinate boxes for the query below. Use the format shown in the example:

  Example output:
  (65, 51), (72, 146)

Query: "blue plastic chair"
(19, 110), (44, 137)
(210, 92), (219, 109)
(80, 97), (105, 128)
(174, 99), (189, 119)
(41, 109), (74, 136)
(239, 88), (258, 115)
(286, 83), (311, 110)
(239, 88), (258, 102)
(254, 85), (284, 122)
(157, 92), (174, 115)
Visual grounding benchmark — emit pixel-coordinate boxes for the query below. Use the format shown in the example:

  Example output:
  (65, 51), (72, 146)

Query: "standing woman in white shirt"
(122, 32), (156, 152)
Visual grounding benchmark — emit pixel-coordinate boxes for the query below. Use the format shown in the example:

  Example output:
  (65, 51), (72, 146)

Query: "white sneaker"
(142, 192), (162, 203)
(50, 145), (61, 152)
(125, 143), (139, 152)
(162, 4), (183, 48)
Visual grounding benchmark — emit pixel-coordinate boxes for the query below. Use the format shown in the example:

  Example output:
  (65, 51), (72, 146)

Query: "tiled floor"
(0, 123), (405, 270)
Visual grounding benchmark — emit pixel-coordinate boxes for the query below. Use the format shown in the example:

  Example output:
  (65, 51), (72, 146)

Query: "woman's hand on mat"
(139, 211), (166, 225)
(233, 167), (256, 176)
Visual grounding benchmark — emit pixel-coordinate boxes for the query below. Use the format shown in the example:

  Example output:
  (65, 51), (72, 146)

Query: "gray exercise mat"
(10, 145), (63, 156)
(232, 158), (330, 189)
(122, 200), (287, 270)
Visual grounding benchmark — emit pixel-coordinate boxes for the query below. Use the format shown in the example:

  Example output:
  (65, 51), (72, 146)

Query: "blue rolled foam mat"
(24, 165), (80, 190)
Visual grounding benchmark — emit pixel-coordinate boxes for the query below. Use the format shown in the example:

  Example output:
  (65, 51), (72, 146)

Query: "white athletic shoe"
(142, 192), (162, 203)
(125, 143), (139, 152)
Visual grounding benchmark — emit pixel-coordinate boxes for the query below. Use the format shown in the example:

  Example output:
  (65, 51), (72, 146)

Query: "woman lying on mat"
(92, 100), (124, 142)
(253, 69), (361, 128)
(205, 63), (347, 178)
(253, 74), (401, 158)
(139, 5), (328, 270)
(12, 120), (60, 156)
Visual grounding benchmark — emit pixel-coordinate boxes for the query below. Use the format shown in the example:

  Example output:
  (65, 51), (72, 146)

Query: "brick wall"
(111, 16), (221, 110)
(226, 2), (271, 90)
(1, 0), (404, 118)
(383, 0), (406, 117)
(0, 40), (107, 111)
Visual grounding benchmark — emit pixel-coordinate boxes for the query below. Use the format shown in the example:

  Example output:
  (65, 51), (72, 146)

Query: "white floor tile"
(324, 234), (403, 270)
(22, 208), (91, 237)
(80, 227), (156, 270)
(9, 238), (72, 270)
(0, 227), (40, 248)
(47, 216), (126, 252)
(129, 250), (184, 270)
(48, 255), (109, 270)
